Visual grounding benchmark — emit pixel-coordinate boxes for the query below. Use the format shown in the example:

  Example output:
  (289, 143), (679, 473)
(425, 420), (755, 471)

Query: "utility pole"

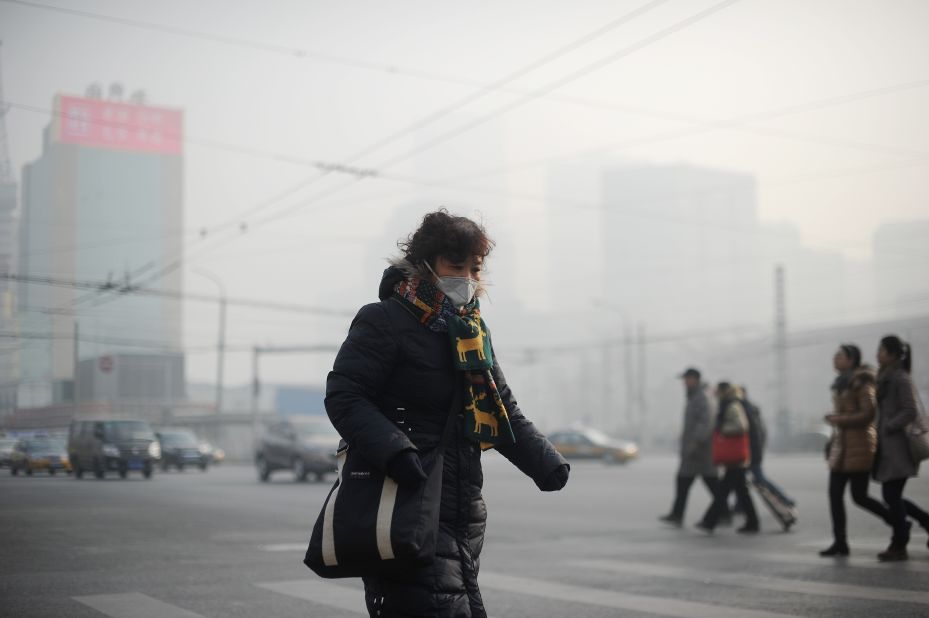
(624, 323), (634, 434)
(774, 265), (789, 449)
(636, 322), (647, 443)
(72, 321), (79, 404)
(191, 268), (226, 419)
(601, 340), (611, 431)
(216, 295), (226, 415)
(251, 345), (260, 442)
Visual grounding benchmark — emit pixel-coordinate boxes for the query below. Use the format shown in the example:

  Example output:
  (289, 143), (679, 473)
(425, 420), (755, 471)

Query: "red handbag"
(712, 430), (750, 465)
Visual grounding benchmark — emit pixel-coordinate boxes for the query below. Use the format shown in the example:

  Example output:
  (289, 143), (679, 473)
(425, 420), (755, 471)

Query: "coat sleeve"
(325, 303), (415, 470)
(885, 372), (918, 433)
(832, 382), (876, 428)
(491, 354), (569, 490)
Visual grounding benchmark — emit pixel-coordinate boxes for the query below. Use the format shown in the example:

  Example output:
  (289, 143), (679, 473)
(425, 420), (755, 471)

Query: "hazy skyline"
(3, 0), (928, 388)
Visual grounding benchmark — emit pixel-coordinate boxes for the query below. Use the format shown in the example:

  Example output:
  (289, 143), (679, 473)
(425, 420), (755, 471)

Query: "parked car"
(156, 428), (210, 472)
(0, 437), (17, 468)
(548, 427), (639, 464)
(68, 419), (159, 479)
(255, 416), (339, 482)
(10, 437), (72, 476)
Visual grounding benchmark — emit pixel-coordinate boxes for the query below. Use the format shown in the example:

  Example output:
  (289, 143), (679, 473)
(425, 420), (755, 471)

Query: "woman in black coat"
(325, 210), (569, 617)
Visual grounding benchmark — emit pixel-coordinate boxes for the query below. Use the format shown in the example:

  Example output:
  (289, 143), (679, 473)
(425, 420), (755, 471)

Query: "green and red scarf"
(395, 277), (516, 450)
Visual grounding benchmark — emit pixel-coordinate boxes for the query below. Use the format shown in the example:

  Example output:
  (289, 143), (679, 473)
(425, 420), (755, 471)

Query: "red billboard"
(54, 94), (183, 155)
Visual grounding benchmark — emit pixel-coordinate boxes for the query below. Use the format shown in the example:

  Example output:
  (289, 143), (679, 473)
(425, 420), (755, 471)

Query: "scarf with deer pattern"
(395, 276), (515, 450)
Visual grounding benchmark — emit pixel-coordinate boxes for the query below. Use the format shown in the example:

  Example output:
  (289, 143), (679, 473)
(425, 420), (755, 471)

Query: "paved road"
(2, 453), (928, 617)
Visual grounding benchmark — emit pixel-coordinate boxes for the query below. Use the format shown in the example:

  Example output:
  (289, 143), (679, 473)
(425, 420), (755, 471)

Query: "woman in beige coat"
(820, 344), (890, 557)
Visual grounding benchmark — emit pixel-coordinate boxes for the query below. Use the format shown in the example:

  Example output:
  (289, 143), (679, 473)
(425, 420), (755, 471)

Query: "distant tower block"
(774, 265), (789, 446)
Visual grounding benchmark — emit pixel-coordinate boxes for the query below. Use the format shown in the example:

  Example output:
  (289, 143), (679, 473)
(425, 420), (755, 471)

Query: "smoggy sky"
(2, 0), (928, 384)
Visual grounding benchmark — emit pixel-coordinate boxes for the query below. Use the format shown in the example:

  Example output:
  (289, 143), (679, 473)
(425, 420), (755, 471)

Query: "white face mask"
(425, 260), (478, 308)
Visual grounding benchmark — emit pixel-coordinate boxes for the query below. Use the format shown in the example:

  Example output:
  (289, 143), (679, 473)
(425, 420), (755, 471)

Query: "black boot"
(658, 513), (683, 527)
(819, 541), (849, 557)
(877, 545), (908, 562)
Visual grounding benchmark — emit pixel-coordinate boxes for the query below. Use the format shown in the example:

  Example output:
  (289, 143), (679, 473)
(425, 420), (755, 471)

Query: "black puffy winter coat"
(325, 266), (568, 618)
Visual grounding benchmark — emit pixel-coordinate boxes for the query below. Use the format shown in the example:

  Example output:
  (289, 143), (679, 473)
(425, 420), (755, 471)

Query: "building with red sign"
(17, 90), (185, 409)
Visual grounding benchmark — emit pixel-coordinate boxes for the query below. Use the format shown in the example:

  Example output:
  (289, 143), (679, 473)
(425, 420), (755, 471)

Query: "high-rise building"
(873, 220), (929, 318)
(0, 167), (16, 419)
(18, 90), (184, 408)
(0, 43), (18, 418)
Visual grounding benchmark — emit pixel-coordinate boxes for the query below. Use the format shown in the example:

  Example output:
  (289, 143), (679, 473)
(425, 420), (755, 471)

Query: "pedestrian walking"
(741, 387), (797, 530)
(820, 344), (890, 557)
(696, 382), (760, 534)
(872, 335), (926, 561)
(324, 209), (569, 617)
(659, 367), (719, 526)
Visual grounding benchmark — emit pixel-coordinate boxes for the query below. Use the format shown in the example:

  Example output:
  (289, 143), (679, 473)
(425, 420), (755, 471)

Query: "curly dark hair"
(398, 209), (494, 266)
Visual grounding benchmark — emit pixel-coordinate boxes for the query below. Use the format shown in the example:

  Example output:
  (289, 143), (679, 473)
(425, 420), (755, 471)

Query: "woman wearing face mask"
(872, 335), (926, 561)
(325, 209), (569, 617)
(820, 344), (890, 557)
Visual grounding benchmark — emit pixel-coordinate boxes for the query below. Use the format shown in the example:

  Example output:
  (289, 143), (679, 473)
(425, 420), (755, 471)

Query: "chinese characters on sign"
(55, 94), (183, 155)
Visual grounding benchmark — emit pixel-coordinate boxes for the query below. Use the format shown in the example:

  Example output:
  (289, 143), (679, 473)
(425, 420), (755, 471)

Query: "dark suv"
(255, 416), (338, 482)
(156, 428), (210, 472)
(68, 419), (159, 479)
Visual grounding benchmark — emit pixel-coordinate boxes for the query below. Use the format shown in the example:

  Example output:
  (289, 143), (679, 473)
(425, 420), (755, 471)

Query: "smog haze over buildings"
(1, 0), (928, 441)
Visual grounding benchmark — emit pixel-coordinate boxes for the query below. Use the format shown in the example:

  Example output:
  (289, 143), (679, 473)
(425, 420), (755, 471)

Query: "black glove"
(538, 463), (570, 492)
(386, 450), (427, 486)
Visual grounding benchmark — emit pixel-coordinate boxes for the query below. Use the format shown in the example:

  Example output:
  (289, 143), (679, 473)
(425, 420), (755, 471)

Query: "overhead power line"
(66, 1), (678, 304)
(370, 0), (743, 172)
(130, 0), (743, 290)
(3, 273), (356, 317)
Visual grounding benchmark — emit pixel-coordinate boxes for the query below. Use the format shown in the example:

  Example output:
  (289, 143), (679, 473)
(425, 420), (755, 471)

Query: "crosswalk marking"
(479, 571), (800, 618)
(258, 579), (507, 618)
(256, 579), (367, 614)
(570, 558), (929, 605)
(73, 593), (207, 618)
(259, 542), (307, 552)
(758, 550), (929, 573)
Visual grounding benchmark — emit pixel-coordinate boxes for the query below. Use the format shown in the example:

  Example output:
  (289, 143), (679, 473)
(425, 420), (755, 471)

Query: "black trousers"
(702, 466), (758, 528)
(669, 474), (719, 519)
(828, 471), (890, 543)
(882, 478), (910, 547)
(904, 498), (929, 529)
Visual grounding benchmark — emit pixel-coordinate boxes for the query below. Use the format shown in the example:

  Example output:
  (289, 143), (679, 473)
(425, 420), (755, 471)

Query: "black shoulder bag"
(304, 386), (461, 578)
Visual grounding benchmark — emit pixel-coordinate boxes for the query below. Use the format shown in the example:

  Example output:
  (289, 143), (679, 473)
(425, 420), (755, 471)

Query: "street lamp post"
(191, 268), (226, 419)
(593, 299), (634, 434)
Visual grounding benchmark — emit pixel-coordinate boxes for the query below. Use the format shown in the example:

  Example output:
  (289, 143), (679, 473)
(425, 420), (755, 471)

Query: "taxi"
(10, 438), (72, 475)
(547, 427), (639, 464)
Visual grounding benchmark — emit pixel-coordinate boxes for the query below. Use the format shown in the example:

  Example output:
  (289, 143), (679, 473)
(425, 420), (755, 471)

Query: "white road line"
(73, 593), (207, 618)
(256, 579), (367, 614)
(570, 558), (929, 605)
(479, 571), (800, 618)
(259, 542), (307, 552)
(258, 579), (502, 618)
(759, 551), (929, 573)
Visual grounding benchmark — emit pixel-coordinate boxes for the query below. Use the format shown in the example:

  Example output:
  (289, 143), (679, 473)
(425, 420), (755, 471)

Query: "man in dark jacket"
(659, 368), (719, 526)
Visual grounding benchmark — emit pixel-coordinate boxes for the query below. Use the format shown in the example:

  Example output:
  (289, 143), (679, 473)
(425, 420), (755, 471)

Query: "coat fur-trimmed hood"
(850, 364), (876, 389)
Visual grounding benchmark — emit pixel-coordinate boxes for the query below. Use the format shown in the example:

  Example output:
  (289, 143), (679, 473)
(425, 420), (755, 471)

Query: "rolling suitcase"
(752, 478), (797, 531)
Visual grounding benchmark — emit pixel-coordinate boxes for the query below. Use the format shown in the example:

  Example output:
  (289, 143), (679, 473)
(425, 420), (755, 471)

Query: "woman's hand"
(823, 414), (838, 425)
(538, 464), (570, 492)
(386, 450), (427, 486)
